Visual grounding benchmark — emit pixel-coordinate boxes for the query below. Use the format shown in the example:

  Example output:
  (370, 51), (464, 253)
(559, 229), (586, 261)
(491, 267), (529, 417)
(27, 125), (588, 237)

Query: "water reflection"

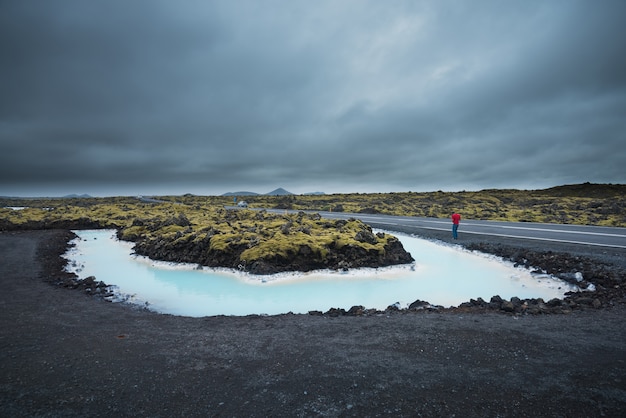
(64, 230), (577, 316)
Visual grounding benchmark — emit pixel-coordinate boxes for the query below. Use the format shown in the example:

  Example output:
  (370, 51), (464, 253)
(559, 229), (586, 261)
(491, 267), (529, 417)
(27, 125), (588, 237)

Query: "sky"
(1, 0), (625, 197)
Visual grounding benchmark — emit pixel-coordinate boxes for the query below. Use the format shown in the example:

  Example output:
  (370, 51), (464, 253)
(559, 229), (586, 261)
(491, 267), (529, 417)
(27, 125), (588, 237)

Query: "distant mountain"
(265, 188), (293, 195)
(221, 191), (260, 196)
(222, 188), (311, 196)
(63, 194), (92, 198)
(304, 191), (325, 195)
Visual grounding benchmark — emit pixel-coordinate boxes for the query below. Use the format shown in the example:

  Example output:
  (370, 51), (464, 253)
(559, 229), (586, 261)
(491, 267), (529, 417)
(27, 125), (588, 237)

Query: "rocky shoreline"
(41, 226), (626, 316)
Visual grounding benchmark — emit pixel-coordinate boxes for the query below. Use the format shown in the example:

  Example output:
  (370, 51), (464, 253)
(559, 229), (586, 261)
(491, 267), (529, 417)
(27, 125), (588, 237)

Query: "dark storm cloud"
(1, 0), (625, 196)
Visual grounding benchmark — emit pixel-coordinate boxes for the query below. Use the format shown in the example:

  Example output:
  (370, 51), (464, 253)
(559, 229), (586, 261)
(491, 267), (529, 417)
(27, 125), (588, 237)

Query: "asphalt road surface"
(235, 207), (626, 249)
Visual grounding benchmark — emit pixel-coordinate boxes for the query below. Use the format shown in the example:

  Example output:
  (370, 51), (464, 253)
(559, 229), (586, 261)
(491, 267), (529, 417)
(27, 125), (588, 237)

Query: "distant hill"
(223, 188), (294, 196)
(265, 188), (293, 196)
(221, 191), (260, 196)
(63, 194), (92, 198)
(304, 191), (325, 195)
(535, 183), (626, 198)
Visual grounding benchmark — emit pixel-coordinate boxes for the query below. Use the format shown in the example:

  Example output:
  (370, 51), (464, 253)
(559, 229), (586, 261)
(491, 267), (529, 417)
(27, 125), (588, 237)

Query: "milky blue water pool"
(64, 230), (577, 316)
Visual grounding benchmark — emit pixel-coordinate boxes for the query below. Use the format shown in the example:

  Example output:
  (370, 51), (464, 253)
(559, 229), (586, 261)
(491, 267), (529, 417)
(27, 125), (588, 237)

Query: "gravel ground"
(1, 229), (625, 417)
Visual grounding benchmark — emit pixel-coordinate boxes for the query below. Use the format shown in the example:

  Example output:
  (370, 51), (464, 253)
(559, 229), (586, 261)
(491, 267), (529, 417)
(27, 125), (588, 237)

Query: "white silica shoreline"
(63, 229), (580, 317)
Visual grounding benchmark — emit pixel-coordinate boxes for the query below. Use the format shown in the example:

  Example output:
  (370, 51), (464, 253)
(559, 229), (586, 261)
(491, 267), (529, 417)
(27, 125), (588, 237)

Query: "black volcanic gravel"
(1, 229), (625, 417)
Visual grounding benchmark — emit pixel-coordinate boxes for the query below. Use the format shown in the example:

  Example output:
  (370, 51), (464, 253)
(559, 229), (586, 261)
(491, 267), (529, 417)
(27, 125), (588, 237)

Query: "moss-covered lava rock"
(124, 210), (414, 274)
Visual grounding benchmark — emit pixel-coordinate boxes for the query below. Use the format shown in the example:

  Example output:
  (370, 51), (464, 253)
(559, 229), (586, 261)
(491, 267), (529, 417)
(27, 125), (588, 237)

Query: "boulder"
(346, 305), (365, 316)
(409, 300), (430, 310)
(354, 230), (378, 245)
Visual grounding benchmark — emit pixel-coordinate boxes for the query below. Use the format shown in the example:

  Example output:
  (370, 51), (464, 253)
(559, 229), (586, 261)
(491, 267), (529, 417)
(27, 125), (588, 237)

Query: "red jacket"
(451, 213), (461, 225)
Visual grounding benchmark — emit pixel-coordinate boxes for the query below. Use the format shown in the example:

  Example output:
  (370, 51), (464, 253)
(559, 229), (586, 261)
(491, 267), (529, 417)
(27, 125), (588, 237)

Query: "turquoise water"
(64, 230), (577, 316)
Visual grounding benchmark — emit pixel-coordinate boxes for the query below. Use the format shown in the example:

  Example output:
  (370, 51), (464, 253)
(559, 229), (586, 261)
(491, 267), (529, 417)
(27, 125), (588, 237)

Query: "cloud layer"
(2, 0), (625, 196)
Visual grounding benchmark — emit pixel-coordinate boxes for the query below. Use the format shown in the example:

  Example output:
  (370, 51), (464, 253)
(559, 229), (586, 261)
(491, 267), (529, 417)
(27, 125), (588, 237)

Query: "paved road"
(230, 207), (626, 249)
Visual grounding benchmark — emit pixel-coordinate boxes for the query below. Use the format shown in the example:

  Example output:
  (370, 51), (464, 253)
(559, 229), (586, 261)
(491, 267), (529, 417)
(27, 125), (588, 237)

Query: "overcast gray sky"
(1, 0), (625, 197)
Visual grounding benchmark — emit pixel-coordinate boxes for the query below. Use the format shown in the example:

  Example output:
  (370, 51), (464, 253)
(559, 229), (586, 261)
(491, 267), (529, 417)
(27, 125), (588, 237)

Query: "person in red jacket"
(451, 212), (461, 239)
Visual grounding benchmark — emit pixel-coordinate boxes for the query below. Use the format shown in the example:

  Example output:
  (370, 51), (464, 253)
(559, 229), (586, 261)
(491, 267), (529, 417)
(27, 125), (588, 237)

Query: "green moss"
(209, 233), (239, 251)
(119, 226), (147, 240)
(154, 225), (186, 236)
(334, 235), (386, 255)
(240, 231), (331, 261)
